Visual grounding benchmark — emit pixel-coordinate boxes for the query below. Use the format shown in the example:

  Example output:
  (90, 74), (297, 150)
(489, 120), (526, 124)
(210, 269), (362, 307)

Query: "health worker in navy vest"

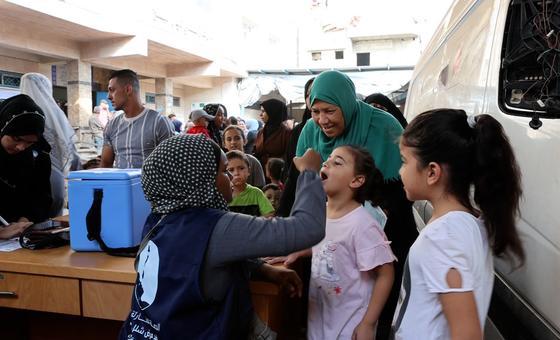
(119, 134), (326, 339)
(294, 70), (419, 340)
(0, 94), (52, 239)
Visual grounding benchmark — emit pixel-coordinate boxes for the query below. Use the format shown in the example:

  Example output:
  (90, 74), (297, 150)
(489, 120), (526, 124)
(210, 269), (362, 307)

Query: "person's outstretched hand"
(0, 221), (33, 239)
(293, 148), (322, 173)
(264, 249), (311, 267)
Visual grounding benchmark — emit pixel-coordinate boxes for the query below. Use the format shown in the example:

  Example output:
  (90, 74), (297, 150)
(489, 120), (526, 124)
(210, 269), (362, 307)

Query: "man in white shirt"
(100, 69), (174, 169)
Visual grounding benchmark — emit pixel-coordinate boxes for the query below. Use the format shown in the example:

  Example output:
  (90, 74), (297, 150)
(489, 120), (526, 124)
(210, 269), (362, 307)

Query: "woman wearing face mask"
(120, 134), (326, 339)
(0, 94), (52, 239)
(254, 98), (292, 169)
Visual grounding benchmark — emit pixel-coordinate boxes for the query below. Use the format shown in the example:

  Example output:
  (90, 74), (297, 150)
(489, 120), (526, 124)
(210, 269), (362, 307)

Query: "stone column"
(67, 60), (92, 127)
(155, 78), (173, 115)
(37, 63), (53, 83)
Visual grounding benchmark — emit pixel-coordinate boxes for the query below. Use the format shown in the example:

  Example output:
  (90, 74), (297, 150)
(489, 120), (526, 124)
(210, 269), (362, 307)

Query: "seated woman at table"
(120, 134), (326, 339)
(0, 94), (52, 239)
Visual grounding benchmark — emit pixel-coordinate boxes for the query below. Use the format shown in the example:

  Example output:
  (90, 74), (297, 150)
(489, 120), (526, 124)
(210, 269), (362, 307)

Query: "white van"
(404, 0), (560, 338)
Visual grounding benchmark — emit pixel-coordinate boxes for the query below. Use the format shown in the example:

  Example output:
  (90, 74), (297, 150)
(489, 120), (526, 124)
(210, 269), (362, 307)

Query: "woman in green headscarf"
(296, 70), (418, 340)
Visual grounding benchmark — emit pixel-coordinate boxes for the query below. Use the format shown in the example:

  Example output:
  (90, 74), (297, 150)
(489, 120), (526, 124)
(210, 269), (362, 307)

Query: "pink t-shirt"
(307, 205), (396, 340)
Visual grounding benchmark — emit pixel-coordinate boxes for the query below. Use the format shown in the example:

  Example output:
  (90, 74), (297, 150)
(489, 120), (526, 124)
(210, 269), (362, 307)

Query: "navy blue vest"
(119, 207), (253, 339)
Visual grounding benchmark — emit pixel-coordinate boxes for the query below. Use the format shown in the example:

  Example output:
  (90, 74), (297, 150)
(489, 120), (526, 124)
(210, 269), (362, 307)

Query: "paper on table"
(0, 238), (21, 252)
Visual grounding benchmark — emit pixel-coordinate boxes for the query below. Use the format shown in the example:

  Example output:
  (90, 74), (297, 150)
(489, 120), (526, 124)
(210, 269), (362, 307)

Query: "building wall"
(182, 79), (241, 120)
(0, 55), (39, 75)
(138, 79), (240, 123)
(305, 48), (351, 68)
(351, 37), (420, 66)
(92, 67), (111, 91)
(0, 57), (47, 100)
(302, 36), (420, 69)
(0, 58), (240, 124)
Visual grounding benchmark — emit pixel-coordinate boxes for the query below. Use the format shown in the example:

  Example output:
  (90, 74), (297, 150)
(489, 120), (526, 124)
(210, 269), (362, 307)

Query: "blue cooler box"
(67, 168), (151, 251)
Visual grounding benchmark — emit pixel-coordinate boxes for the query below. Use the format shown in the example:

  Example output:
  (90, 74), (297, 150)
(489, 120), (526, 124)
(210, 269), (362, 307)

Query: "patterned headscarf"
(202, 103), (225, 146)
(141, 134), (228, 214)
(203, 103), (228, 118)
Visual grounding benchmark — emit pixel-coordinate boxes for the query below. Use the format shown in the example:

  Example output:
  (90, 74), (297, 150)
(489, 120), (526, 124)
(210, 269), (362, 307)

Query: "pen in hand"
(0, 215), (9, 227)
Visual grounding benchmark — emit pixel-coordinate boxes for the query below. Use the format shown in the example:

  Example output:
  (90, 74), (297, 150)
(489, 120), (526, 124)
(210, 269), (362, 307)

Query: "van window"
(500, 0), (560, 118)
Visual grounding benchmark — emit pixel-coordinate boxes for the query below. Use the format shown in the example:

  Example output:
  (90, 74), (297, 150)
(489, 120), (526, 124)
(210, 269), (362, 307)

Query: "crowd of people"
(0, 68), (526, 340)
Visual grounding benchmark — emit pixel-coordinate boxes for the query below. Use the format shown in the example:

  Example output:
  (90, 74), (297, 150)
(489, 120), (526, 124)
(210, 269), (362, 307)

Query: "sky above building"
(53, 0), (454, 69)
(111, 0), (455, 69)
(234, 0), (454, 69)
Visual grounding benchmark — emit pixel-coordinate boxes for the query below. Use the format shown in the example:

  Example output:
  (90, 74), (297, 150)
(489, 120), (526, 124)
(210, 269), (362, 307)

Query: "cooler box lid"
(68, 168), (142, 180)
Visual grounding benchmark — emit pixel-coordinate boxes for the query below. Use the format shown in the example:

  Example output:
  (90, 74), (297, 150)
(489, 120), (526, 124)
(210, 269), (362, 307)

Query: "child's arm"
(264, 248), (312, 266)
(257, 189), (275, 217)
(352, 262), (394, 340)
(439, 269), (482, 340)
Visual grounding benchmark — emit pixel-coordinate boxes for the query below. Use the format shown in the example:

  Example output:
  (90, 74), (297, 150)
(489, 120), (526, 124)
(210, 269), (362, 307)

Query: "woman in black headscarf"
(203, 103), (227, 147)
(364, 93), (408, 128)
(0, 94), (52, 239)
(277, 77), (315, 217)
(254, 98), (292, 169)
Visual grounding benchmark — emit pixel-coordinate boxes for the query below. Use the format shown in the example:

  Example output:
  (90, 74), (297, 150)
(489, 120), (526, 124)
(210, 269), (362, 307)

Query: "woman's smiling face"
(311, 100), (345, 138)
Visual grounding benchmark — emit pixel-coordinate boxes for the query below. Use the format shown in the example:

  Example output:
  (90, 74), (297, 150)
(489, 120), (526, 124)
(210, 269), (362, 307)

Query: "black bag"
(19, 223), (69, 250)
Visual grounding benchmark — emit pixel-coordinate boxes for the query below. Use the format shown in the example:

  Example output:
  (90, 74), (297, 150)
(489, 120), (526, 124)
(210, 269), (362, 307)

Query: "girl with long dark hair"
(392, 109), (524, 339)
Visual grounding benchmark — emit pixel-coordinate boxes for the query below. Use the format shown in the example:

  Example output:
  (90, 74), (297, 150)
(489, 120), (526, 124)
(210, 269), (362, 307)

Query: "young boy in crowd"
(186, 109), (214, 138)
(226, 150), (274, 217)
(266, 158), (285, 190)
(262, 183), (282, 213)
(83, 156), (102, 170)
(223, 125), (266, 188)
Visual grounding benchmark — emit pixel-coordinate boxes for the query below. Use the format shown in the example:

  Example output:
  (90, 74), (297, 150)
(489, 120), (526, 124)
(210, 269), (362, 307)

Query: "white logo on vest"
(135, 240), (160, 310)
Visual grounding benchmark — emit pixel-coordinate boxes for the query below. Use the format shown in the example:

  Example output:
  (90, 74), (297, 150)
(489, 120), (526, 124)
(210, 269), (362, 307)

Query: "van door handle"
(439, 65), (449, 86)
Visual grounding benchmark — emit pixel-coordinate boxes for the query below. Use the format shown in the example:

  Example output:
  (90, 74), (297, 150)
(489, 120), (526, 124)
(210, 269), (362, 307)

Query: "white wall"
(0, 55), (40, 75)
(352, 37), (420, 66)
(182, 79), (240, 118)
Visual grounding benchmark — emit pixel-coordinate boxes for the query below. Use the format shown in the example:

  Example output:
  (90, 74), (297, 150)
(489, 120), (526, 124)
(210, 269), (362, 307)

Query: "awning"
(237, 69), (413, 108)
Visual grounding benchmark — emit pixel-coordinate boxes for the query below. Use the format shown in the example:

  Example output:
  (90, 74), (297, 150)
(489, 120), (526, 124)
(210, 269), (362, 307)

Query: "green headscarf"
(296, 70), (403, 181)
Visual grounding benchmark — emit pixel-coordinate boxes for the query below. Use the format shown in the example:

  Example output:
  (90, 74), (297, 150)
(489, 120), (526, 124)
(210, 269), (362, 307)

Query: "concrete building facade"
(0, 0), (247, 128)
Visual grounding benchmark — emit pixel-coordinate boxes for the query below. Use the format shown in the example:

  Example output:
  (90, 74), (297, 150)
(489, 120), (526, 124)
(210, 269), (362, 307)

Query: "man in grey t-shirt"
(100, 69), (174, 169)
